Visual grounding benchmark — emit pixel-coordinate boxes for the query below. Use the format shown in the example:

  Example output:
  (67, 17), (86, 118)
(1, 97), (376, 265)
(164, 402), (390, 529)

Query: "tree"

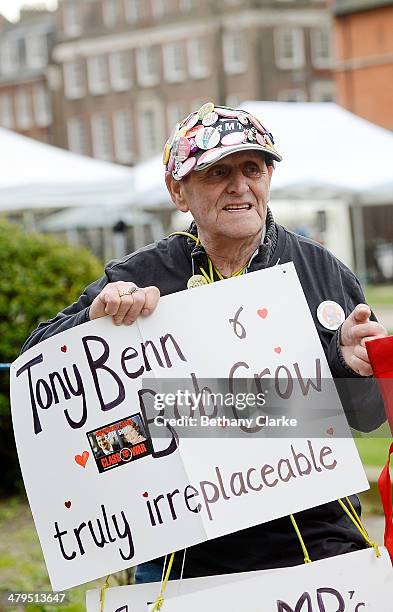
(0, 221), (102, 494)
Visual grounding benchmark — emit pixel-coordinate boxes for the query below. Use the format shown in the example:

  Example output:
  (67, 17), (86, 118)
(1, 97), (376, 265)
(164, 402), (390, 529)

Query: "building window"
(0, 94), (14, 128)
(15, 88), (33, 130)
(223, 31), (247, 75)
(1, 38), (19, 74)
(311, 27), (333, 69)
(152, 0), (166, 17)
(310, 80), (336, 102)
(87, 56), (109, 95)
(125, 0), (145, 23)
(167, 101), (186, 132)
(277, 89), (307, 102)
(109, 52), (132, 91)
(103, 0), (120, 28)
(136, 47), (160, 86)
(179, 0), (195, 10)
(91, 113), (113, 160)
(163, 42), (186, 83)
(64, 60), (85, 99)
(274, 28), (305, 70)
(67, 117), (89, 155)
(26, 34), (48, 69)
(33, 84), (52, 126)
(63, 2), (81, 37)
(113, 110), (134, 163)
(187, 38), (209, 79)
(138, 101), (163, 158)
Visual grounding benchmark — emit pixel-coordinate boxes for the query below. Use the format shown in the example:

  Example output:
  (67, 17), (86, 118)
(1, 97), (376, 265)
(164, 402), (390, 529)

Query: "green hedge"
(0, 221), (102, 494)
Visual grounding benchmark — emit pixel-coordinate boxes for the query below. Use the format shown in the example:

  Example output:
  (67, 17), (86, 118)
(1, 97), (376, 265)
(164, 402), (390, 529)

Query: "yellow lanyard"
(169, 231), (248, 283)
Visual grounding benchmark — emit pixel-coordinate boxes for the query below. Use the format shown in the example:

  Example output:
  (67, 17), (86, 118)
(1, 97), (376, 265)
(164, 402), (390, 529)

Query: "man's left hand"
(340, 304), (387, 376)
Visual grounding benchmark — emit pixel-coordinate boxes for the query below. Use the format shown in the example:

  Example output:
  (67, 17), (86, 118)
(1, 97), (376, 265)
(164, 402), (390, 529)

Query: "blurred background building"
(333, 0), (393, 130)
(0, 7), (55, 142)
(49, 0), (335, 164)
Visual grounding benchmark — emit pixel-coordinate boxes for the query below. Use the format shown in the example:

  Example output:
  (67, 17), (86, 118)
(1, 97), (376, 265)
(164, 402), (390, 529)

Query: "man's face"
(166, 151), (273, 243)
(96, 434), (111, 451)
(123, 425), (139, 444)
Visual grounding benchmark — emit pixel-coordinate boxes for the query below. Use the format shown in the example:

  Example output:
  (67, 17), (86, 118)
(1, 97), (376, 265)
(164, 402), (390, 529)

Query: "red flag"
(378, 442), (393, 564)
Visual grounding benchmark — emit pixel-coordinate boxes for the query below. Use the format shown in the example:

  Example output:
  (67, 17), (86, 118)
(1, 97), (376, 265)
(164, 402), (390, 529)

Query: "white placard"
(161, 548), (393, 612)
(10, 264), (368, 590)
(86, 548), (393, 612)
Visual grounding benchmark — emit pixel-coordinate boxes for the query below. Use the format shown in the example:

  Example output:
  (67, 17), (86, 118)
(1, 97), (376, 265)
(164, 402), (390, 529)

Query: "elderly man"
(23, 103), (386, 581)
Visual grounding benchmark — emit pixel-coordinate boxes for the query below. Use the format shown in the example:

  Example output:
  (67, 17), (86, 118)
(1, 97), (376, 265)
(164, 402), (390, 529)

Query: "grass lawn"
(364, 284), (393, 307)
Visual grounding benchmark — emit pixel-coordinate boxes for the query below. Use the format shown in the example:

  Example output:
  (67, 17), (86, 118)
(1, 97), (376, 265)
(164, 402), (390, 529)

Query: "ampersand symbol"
(229, 306), (247, 339)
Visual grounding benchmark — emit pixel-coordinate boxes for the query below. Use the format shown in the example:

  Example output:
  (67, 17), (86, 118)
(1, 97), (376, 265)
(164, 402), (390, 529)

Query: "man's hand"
(340, 303), (387, 376)
(89, 282), (160, 325)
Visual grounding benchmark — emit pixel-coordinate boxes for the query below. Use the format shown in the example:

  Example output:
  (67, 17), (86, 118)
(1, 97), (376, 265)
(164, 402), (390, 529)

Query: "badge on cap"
(317, 301), (345, 331)
(187, 274), (208, 289)
(195, 126), (220, 150)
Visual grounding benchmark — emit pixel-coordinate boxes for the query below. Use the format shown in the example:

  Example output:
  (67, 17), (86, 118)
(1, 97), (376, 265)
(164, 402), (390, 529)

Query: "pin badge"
(215, 107), (239, 118)
(237, 112), (249, 125)
(187, 275), (208, 289)
(176, 156), (196, 178)
(202, 111), (219, 126)
(198, 102), (215, 119)
(317, 301), (345, 331)
(195, 127), (220, 150)
(221, 131), (245, 146)
(174, 136), (191, 161)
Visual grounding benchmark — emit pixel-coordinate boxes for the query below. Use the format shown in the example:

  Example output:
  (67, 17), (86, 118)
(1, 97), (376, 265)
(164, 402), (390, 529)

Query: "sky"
(0, 0), (57, 21)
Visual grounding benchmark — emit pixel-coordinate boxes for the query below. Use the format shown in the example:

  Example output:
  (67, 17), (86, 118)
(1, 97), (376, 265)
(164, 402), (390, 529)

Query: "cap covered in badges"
(163, 102), (282, 180)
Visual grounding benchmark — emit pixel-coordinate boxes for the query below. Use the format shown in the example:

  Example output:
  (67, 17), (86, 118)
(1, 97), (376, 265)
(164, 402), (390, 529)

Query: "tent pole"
(352, 202), (367, 284)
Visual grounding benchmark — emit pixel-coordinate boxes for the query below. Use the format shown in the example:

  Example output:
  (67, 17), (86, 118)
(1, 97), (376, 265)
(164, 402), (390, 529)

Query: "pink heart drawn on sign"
(326, 427), (334, 436)
(75, 451), (89, 468)
(257, 308), (268, 319)
(64, 501), (71, 509)
(61, 345), (67, 353)
(142, 492), (149, 498)
(274, 346), (282, 354)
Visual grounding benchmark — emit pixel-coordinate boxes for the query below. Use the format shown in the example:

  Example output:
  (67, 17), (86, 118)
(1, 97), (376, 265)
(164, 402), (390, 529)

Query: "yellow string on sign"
(338, 498), (381, 558)
(150, 552), (175, 611)
(99, 575), (111, 612)
(290, 514), (312, 564)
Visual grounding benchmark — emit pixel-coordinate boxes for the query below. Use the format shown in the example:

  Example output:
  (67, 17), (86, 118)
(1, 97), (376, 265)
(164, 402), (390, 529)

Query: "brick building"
(50, 0), (335, 164)
(0, 9), (55, 142)
(333, 0), (393, 130)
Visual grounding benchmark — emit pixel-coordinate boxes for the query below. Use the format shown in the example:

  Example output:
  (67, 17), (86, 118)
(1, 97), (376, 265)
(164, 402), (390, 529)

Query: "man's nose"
(226, 170), (250, 195)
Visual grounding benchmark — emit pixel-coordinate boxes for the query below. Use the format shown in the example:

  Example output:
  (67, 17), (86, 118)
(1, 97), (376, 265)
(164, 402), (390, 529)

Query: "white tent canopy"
(130, 102), (393, 207)
(0, 128), (135, 211)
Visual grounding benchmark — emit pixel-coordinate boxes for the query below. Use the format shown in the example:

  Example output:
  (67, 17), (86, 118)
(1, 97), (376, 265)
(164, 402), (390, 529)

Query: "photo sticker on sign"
(87, 414), (151, 474)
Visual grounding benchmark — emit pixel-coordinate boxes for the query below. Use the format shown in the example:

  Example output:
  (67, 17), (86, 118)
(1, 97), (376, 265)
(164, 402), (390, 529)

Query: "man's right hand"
(89, 282), (160, 325)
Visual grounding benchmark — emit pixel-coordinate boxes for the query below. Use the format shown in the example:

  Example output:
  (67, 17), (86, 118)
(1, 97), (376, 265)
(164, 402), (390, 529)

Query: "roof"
(0, 127), (135, 211)
(333, 0), (393, 15)
(129, 102), (393, 207)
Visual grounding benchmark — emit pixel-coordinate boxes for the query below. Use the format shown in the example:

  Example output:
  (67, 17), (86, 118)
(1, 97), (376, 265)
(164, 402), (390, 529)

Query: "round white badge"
(195, 127), (220, 150)
(317, 301), (345, 331)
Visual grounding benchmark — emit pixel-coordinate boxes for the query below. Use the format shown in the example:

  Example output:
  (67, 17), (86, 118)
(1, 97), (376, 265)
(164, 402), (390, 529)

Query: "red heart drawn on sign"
(326, 427), (334, 436)
(142, 492), (149, 498)
(257, 308), (268, 319)
(61, 345), (67, 353)
(75, 451), (89, 467)
(64, 501), (71, 508)
(274, 346), (282, 354)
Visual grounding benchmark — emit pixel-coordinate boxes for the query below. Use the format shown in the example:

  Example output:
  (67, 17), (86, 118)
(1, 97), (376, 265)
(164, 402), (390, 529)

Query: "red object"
(366, 336), (393, 434)
(378, 442), (393, 564)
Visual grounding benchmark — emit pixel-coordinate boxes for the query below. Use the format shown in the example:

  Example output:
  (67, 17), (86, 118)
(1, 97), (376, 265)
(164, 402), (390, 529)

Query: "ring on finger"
(119, 286), (139, 298)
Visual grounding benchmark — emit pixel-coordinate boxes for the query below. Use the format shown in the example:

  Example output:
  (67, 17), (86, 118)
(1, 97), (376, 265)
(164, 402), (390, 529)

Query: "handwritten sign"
(10, 264), (368, 590)
(86, 548), (393, 612)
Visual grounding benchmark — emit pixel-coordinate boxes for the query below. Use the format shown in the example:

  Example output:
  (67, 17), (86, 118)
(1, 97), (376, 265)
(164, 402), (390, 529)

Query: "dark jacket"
(22, 213), (385, 577)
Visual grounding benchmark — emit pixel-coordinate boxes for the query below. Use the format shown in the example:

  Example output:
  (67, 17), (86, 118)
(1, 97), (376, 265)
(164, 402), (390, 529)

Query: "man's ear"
(165, 172), (190, 212)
